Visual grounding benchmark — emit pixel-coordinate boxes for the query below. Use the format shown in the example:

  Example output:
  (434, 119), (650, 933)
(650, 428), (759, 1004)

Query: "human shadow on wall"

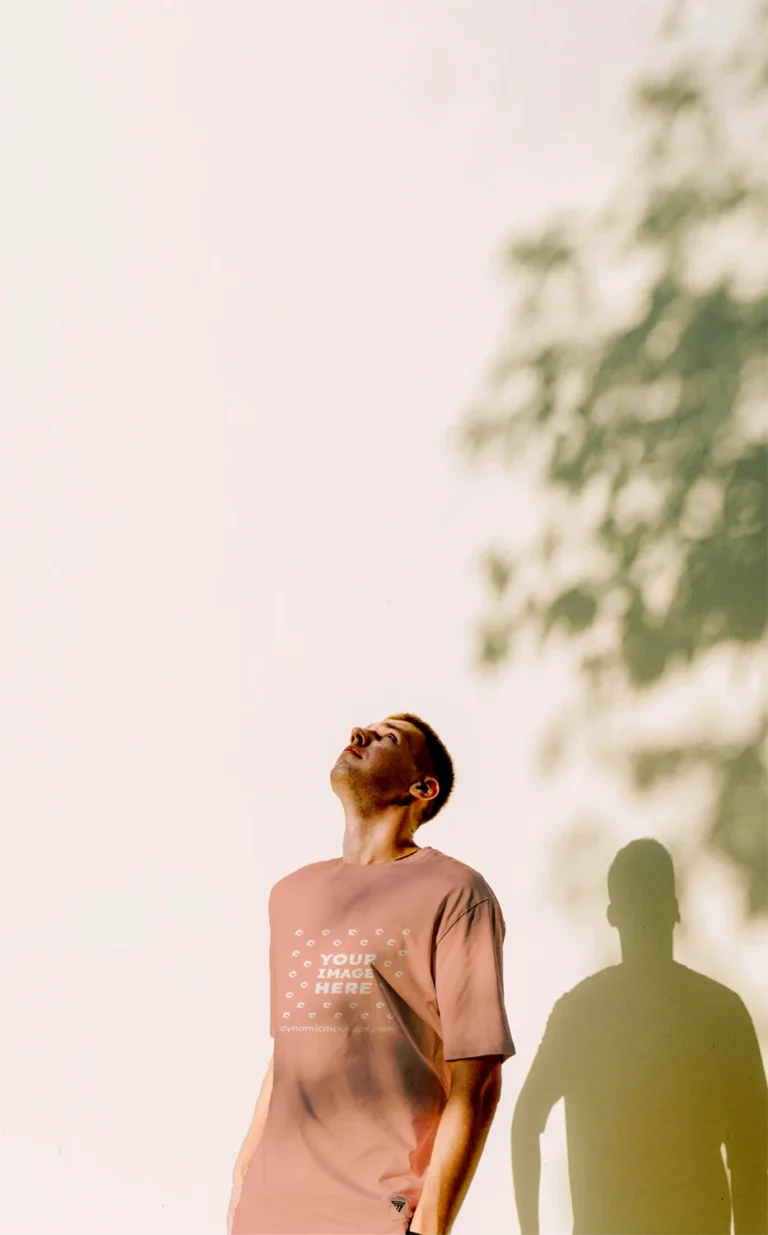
(511, 838), (768, 1235)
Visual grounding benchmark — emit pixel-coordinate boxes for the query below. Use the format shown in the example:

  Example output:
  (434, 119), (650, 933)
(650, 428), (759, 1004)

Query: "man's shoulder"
(267, 847), (499, 905)
(428, 847), (500, 902)
(425, 848), (506, 939)
(269, 857), (339, 896)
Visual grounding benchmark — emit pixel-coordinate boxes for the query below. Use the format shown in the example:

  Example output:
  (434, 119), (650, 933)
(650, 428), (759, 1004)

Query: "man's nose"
(350, 727), (370, 746)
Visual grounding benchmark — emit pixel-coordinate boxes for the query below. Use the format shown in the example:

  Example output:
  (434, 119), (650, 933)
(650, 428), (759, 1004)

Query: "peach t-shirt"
(232, 845), (515, 1235)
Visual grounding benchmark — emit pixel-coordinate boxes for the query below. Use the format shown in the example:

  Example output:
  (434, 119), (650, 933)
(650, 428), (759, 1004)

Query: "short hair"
(386, 712), (455, 823)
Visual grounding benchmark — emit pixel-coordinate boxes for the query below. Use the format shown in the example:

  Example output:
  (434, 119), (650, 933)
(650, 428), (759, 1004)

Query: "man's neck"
(337, 793), (424, 865)
(341, 837), (421, 865)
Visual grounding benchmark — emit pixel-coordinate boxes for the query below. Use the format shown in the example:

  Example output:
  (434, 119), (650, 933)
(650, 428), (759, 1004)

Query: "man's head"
(330, 712), (454, 826)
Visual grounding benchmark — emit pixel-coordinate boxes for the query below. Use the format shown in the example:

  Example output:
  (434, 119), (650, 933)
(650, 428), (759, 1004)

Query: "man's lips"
(343, 745), (362, 759)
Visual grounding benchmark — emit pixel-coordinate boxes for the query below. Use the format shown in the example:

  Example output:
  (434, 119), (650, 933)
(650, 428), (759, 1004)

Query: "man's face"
(331, 717), (431, 809)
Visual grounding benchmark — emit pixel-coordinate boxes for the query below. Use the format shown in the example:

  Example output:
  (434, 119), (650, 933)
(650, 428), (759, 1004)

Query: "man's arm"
(408, 1056), (503, 1235)
(226, 1052), (274, 1234)
(231, 1051), (274, 1180)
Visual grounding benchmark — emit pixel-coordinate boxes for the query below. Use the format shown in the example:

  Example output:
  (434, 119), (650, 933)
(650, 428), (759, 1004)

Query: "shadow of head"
(606, 837), (681, 944)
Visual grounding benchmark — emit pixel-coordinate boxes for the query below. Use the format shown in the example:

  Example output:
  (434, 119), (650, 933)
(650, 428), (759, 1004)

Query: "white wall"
(1, 3), (762, 1232)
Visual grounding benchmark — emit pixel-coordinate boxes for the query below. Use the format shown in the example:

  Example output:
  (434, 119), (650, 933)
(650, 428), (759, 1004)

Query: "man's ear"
(606, 903), (616, 928)
(412, 778), (438, 802)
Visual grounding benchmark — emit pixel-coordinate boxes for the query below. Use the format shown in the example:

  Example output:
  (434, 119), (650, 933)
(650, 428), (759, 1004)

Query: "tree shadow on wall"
(511, 839), (768, 1235)
(459, 1), (768, 918)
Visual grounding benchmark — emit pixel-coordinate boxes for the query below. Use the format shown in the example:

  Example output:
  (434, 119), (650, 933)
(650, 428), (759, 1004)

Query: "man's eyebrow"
(367, 720), (404, 735)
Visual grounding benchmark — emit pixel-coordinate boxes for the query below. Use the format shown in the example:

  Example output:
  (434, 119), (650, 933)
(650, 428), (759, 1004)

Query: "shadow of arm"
(725, 1001), (768, 1235)
(511, 1009), (567, 1235)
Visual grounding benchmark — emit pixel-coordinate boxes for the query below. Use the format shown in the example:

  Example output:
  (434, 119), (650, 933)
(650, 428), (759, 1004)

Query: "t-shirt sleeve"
(434, 896), (516, 1062)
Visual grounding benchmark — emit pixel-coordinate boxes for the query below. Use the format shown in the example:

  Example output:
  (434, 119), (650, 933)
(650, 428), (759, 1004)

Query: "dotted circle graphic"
(285, 919), (414, 1026)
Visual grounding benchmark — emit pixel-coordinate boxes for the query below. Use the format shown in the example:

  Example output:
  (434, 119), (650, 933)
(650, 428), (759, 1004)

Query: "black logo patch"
(389, 1193), (407, 1214)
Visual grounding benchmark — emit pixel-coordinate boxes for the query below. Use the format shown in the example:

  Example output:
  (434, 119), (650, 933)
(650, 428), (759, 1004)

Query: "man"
(228, 712), (515, 1235)
(511, 839), (768, 1235)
